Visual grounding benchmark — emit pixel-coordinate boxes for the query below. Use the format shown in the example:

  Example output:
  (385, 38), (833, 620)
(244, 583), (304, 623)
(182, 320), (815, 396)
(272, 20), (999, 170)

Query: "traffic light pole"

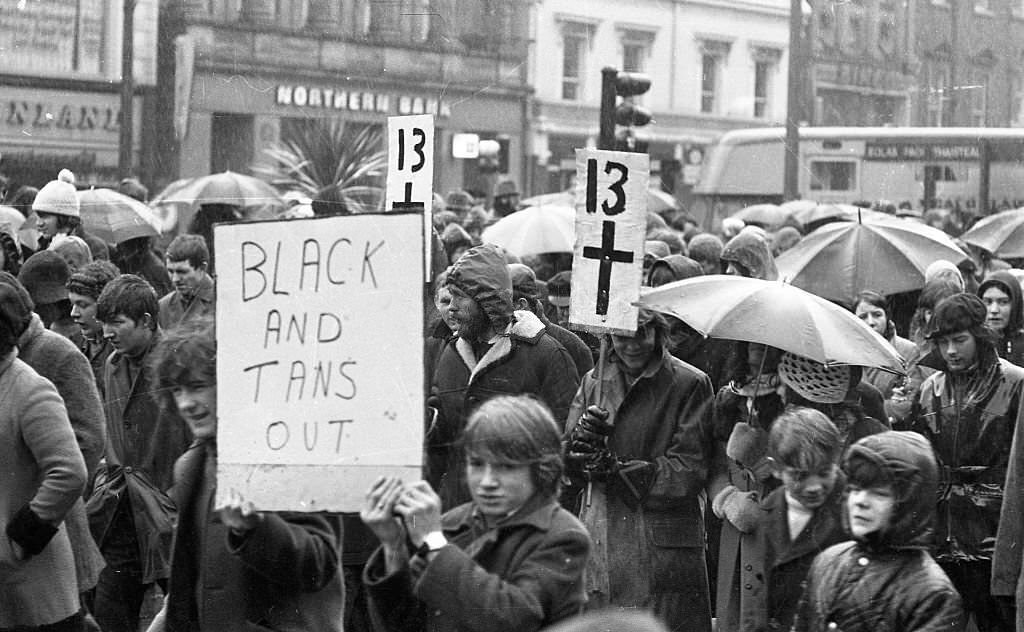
(783, 0), (802, 201)
(599, 68), (618, 151)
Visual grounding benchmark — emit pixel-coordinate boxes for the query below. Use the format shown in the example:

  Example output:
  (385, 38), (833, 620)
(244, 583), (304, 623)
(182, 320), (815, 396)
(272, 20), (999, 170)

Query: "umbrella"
(775, 214), (969, 303)
(791, 203), (869, 230)
(636, 275), (905, 371)
(76, 188), (161, 244)
(480, 205), (574, 257)
(151, 171), (285, 217)
(959, 208), (1024, 258)
(0, 205), (25, 238)
(729, 204), (793, 230)
(646, 188), (680, 214)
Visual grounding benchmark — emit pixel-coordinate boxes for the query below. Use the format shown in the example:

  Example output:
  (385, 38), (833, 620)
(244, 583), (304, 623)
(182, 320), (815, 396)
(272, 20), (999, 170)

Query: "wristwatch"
(416, 531), (448, 558)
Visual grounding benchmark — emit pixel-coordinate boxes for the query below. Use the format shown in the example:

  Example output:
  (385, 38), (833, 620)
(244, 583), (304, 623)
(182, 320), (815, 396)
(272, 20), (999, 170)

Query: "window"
(970, 73), (989, 126)
(750, 47), (780, 119)
(701, 55), (719, 113)
(809, 161), (856, 192)
(754, 61), (771, 118)
(926, 64), (949, 127)
(623, 43), (645, 74)
(562, 28), (588, 101)
(1013, 75), (1024, 127)
(697, 38), (730, 114)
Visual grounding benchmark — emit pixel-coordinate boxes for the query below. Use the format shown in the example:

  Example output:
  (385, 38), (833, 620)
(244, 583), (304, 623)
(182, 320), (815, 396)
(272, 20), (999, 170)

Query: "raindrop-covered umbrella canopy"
(791, 203), (873, 231)
(77, 188), (162, 244)
(151, 171), (285, 217)
(636, 275), (904, 372)
(480, 205), (574, 257)
(775, 214), (969, 303)
(729, 203), (793, 230)
(959, 207), (1024, 258)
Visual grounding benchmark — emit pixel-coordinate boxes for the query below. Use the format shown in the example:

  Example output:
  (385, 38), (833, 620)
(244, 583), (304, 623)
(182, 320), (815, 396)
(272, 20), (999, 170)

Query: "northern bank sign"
(275, 85), (451, 118)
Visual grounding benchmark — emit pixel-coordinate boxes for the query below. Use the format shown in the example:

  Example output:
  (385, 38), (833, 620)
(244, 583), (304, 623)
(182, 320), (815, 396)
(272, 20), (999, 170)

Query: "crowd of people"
(5, 167), (1024, 632)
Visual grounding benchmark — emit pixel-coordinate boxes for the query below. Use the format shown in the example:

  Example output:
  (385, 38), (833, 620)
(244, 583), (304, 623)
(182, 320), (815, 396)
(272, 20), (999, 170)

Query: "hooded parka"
(978, 270), (1024, 367)
(427, 245), (580, 509)
(792, 431), (965, 632)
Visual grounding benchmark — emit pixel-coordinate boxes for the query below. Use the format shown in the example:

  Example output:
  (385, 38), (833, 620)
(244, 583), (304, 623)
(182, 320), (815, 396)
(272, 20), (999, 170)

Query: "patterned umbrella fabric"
(775, 214), (969, 303)
(959, 208), (1024, 258)
(77, 188), (161, 244)
(480, 205), (575, 257)
(636, 275), (904, 372)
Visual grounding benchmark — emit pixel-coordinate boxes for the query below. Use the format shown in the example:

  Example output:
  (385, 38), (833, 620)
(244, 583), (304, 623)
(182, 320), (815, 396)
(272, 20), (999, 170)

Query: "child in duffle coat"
(752, 407), (848, 632)
(792, 431), (965, 632)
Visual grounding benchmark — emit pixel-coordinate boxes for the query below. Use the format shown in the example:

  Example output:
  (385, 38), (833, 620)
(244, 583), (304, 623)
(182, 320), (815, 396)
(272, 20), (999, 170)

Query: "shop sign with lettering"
(816, 61), (907, 93)
(1, 88), (140, 146)
(864, 142), (981, 162)
(275, 85), (452, 118)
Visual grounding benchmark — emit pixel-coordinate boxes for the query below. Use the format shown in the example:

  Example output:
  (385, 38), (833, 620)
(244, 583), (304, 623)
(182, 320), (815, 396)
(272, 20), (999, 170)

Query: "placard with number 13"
(386, 114), (434, 281)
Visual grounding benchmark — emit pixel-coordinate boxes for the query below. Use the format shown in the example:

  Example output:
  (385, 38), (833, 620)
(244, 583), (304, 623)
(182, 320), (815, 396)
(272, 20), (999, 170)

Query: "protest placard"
(386, 114), (434, 280)
(213, 212), (425, 512)
(569, 148), (649, 336)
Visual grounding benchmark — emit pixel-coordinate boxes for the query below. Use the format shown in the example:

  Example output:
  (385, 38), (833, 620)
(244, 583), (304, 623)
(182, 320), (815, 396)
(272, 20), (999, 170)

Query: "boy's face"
(69, 291), (101, 339)
(166, 259), (205, 297)
(101, 313), (153, 358)
(778, 463), (839, 510)
(935, 329), (978, 373)
(172, 381), (217, 440)
(847, 484), (896, 538)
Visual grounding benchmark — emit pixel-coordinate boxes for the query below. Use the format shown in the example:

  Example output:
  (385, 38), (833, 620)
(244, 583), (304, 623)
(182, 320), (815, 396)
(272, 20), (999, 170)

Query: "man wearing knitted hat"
(33, 169), (109, 262)
(907, 292), (1024, 631)
(68, 260), (120, 396)
(426, 243), (580, 509)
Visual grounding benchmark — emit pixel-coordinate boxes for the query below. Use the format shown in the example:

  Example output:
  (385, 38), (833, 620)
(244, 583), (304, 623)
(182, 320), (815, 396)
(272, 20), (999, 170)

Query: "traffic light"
(599, 67), (653, 152)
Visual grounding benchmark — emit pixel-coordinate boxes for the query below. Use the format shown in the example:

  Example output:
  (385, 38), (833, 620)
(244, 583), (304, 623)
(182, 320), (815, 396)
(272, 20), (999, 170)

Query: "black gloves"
(6, 505), (58, 557)
(567, 406), (613, 455)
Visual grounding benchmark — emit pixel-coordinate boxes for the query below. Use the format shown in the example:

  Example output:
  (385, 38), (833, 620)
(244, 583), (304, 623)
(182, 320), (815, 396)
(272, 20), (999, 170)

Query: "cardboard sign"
(386, 114), (434, 281)
(213, 213), (425, 512)
(569, 149), (649, 336)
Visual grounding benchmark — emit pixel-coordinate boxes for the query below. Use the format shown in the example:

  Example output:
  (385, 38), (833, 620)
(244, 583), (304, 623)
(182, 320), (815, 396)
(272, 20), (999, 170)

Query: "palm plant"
(253, 119), (387, 213)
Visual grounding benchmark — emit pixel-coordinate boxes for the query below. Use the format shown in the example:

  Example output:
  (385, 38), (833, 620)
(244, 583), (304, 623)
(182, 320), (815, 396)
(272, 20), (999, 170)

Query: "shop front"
(176, 70), (526, 214)
(0, 87), (143, 189)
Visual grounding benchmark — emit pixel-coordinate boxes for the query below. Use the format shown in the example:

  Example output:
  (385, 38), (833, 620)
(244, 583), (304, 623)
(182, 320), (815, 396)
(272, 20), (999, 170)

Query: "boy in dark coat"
(146, 321), (344, 632)
(755, 407), (847, 632)
(793, 431), (965, 632)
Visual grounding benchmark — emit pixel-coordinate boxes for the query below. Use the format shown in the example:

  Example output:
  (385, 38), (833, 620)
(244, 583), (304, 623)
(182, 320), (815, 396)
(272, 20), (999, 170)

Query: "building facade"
(805, 0), (1024, 127)
(0, 0), (158, 189)
(529, 0), (790, 205)
(156, 0), (532, 221)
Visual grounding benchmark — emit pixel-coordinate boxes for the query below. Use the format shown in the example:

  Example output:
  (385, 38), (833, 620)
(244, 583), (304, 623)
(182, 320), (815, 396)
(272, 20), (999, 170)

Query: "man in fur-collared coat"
(427, 244), (580, 510)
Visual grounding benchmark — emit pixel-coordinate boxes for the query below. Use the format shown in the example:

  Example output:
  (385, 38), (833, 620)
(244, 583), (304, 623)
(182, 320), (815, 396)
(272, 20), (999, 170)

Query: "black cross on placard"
(582, 220), (634, 316)
(391, 182), (425, 212)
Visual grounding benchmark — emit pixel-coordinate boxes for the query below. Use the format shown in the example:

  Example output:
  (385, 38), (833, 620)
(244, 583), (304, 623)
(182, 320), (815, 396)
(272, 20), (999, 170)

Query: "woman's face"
(855, 301), (887, 336)
(466, 454), (535, 519)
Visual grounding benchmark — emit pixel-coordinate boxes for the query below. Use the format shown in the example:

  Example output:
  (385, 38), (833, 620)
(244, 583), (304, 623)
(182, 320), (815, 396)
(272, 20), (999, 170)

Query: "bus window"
(810, 160), (857, 191)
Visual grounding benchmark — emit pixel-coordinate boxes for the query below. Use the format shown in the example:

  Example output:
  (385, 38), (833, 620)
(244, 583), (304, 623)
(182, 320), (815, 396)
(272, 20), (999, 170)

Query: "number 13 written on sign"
(392, 127), (426, 212)
(581, 158), (634, 316)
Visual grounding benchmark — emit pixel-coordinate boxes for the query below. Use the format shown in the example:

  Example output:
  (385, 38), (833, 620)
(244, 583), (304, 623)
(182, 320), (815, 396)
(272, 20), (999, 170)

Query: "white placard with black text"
(213, 213), (425, 512)
(569, 148), (649, 336)
(386, 114), (434, 280)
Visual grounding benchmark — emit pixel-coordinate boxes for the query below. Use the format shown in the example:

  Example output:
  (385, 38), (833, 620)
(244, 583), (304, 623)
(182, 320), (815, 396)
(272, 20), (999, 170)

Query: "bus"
(692, 126), (1024, 228)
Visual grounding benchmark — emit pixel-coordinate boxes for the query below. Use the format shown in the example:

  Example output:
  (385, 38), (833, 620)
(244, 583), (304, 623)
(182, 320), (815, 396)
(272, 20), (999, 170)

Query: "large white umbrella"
(480, 205), (575, 257)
